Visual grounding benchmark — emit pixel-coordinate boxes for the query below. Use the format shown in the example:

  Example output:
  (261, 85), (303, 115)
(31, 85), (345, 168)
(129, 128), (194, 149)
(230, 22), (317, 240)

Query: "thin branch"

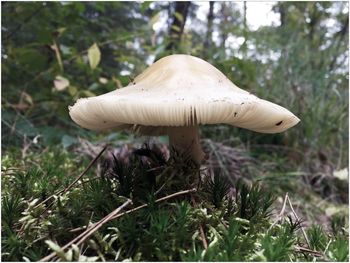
(39, 199), (132, 262)
(191, 196), (208, 249)
(51, 40), (64, 72)
(40, 188), (196, 261)
(287, 196), (311, 249)
(34, 145), (108, 209)
(269, 193), (312, 250)
(323, 239), (332, 255)
(74, 200), (132, 247)
(111, 188), (197, 220)
(199, 224), (208, 250)
(16, 145), (108, 236)
(294, 245), (324, 257)
(269, 192), (288, 231)
(69, 185), (190, 233)
(62, 145), (108, 195)
(280, 193), (289, 217)
(14, 31), (147, 95)
(65, 31), (148, 65)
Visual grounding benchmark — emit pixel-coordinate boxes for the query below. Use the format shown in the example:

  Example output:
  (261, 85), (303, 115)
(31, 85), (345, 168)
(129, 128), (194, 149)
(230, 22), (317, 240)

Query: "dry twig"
(39, 199), (132, 262)
(191, 196), (208, 249)
(40, 188), (196, 261)
(111, 188), (197, 220)
(294, 245), (324, 257)
(34, 145), (108, 210)
(287, 196), (311, 248)
(269, 193), (312, 249)
(16, 145), (110, 235)
(269, 192), (289, 230)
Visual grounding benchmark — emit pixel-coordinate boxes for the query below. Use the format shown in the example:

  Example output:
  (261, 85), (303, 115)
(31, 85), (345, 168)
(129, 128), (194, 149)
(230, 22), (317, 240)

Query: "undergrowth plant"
(1, 144), (348, 262)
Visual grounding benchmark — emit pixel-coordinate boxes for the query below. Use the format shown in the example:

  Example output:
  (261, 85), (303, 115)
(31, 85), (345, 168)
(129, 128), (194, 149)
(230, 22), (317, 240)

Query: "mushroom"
(69, 54), (300, 165)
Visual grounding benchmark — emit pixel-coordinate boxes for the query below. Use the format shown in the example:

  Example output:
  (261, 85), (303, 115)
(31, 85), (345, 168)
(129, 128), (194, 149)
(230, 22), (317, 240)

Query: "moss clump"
(1, 145), (348, 262)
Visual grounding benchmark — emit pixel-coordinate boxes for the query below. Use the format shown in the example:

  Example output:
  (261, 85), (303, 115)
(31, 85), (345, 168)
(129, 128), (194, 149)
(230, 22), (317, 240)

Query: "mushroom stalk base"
(167, 126), (204, 165)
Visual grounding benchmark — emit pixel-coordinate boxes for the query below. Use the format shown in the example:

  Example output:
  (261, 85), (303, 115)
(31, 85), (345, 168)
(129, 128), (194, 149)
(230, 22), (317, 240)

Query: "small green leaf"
(57, 27), (66, 35)
(171, 25), (181, 32)
(51, 41), (64, 72)
(68, 85), (78, 96)
(174, 12), (184, 22)
(82, 90), (96, 97)
(88, 43), (101, 69)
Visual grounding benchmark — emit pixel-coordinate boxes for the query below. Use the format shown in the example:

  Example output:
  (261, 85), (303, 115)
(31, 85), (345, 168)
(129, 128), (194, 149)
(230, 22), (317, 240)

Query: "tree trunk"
(278, 3), (286, 27)
(242, 1), (248, 57)
(203, 1), (214, 58)
(166, 1), (191, 51)
(220, 2), (228, 50)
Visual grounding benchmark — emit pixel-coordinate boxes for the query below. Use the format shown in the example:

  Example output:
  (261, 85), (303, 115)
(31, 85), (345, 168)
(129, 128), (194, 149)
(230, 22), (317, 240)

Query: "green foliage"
(259, 223), (296, 261)
(235, 180), (275, 222)
(203, 172), (231, 208)
(1, 1), (348, 262)
(2, 1), (152, 150)
(328, 235), (349, 262)
(2, 2), (348, 166)
(2, 146), (348, 261)
(308, 225), (328, 251)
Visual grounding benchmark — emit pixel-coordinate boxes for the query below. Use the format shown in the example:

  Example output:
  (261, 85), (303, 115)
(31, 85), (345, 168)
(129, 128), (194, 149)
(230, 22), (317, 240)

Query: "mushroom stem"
(167, 126), (205, 165)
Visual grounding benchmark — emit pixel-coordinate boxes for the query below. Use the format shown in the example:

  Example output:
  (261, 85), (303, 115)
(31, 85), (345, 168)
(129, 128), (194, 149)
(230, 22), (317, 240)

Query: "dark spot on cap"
(275, 121), (283, 126)
(241, 102), (244, 105)
(234, 112), (237, 117)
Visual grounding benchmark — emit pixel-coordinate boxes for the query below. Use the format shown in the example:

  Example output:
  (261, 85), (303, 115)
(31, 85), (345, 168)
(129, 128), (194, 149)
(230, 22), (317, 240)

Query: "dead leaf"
(54, 76), (70, 91)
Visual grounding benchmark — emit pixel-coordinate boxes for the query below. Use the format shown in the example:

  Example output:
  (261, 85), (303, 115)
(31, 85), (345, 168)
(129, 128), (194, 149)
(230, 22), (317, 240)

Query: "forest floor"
(1, 135), (348, 261)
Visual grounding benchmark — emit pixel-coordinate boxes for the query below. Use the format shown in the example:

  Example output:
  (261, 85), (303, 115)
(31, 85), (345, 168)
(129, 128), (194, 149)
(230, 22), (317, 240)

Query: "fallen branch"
(34, 145), (108, 210)
(39, 199), (132, 262)
(269, 192), (289, 231)
(287, 195), (311, 248)
(17, 145), (108, 236)
(294, 245), (324, 257)
(69, 187), (197, 233)
(111, 188), (197, 220)
(269, 193), (312, 249)
(191, 196), (208, 249)
(199, 224), (208, 249)
(40, 188), (196, 261)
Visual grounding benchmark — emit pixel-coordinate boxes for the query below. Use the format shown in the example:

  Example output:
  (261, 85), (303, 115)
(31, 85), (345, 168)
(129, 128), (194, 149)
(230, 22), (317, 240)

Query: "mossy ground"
(1, 141), (348, 261)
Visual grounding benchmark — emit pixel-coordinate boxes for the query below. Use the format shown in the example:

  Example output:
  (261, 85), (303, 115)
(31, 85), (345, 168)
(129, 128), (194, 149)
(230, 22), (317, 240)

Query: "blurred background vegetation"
(1, 1), (349, 261)
(2, 1), (348, 164)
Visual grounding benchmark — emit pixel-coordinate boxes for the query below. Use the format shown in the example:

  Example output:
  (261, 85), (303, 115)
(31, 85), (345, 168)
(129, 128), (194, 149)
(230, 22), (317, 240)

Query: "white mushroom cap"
(69, 54), (300, 134)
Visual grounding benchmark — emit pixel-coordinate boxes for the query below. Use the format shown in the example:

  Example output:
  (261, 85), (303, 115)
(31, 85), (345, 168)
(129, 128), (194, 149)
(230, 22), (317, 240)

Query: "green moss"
(1, 146), (348, 261)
